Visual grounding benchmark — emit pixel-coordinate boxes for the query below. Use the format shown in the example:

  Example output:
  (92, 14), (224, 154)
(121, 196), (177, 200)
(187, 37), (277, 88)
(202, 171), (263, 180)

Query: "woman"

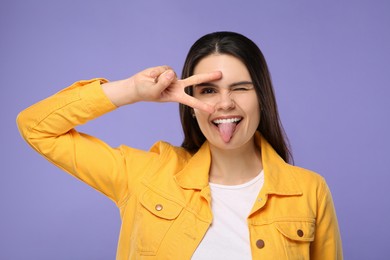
(17, 31), (342, 259)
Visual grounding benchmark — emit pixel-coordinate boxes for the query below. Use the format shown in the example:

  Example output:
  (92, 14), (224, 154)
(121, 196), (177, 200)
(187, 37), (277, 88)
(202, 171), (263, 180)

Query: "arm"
(16, 67), (221, 205)
(16, 78), (130, 205)
(310, 179), (343, 259)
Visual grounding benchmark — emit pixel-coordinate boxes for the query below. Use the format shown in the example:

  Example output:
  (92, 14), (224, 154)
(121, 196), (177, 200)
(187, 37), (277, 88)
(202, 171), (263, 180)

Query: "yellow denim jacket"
(17, 79), (342, 259)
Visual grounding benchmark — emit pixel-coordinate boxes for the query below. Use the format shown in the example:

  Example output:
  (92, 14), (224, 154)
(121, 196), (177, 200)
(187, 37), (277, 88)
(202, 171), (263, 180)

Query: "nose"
(215, 91), (235, 111)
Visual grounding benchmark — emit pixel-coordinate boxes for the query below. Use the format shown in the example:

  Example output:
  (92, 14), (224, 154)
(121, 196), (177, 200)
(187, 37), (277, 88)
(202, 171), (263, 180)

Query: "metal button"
(256, 239), (265, 249)
(155, 204), (163, 211)
(297, 229), (304, 237)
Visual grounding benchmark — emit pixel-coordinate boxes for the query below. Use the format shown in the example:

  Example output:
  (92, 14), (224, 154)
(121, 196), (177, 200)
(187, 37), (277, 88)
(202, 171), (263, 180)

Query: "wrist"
(101, 77), (139, 107)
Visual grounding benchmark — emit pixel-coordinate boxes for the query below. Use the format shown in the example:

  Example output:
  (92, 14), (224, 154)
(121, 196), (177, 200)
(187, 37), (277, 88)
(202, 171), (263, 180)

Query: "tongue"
(218, 123), (237, 143)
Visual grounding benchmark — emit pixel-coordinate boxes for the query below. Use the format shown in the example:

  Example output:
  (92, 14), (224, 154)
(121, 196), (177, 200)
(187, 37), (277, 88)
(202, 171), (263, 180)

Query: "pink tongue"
(218, 123), (237, 143)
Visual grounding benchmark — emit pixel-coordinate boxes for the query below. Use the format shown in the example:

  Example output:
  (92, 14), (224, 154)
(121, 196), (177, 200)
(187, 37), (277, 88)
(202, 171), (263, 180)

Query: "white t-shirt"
(192, 170), (264, 260)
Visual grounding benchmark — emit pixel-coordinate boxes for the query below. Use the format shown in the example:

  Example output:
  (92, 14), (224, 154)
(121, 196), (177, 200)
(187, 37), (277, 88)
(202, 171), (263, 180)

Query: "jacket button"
(155, 204), (163, 211)
(297, 229), (304, 237)
(256, 239), (265, 249)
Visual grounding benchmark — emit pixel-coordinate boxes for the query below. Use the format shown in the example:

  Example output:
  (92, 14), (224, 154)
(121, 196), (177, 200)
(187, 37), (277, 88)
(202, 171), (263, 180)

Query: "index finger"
(181, 71), (222, 87)
(178, 94), (215, 114)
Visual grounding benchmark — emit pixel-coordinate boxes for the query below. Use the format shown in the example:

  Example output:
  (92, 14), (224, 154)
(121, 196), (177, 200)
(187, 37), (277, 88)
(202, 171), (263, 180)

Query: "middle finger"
(181, 71), (222, 87)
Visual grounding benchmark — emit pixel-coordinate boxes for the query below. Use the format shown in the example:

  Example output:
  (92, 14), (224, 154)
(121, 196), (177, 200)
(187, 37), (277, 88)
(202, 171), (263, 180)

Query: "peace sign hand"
(131, 66), (222, 113)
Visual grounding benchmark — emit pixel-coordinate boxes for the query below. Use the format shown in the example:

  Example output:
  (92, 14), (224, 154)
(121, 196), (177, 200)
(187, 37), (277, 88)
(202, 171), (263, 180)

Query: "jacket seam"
(248, 216), (316, 226)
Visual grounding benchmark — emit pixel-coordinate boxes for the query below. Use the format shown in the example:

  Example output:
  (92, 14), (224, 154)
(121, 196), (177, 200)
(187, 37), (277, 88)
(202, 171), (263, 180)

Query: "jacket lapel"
(249, 133), (303, 215)
(174, 142), (211, 190)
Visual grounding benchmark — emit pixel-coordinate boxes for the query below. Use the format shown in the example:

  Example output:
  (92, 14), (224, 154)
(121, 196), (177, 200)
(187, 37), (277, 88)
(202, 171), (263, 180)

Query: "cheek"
(253, 103), (261, 123)
(236, 94), (259, 111)
(240, 96), (261, 125)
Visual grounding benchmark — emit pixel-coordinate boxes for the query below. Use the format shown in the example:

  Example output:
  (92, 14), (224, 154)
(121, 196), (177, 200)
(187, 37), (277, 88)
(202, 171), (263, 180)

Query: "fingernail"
(165, 71), (174, 80)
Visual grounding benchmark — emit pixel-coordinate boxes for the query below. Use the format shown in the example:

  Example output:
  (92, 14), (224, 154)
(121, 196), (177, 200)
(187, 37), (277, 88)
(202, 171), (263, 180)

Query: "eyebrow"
(195, 81), (254, 88)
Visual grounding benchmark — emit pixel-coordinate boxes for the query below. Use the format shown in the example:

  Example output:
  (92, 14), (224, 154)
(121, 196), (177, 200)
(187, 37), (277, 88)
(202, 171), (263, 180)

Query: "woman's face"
(193, 54), (260, 150)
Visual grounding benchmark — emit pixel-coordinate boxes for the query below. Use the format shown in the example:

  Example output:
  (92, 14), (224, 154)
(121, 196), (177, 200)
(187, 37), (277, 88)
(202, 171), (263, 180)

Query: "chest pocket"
(274, 219), (315, 259)
(137, 189), (183, 255)
(275, 219), (315, 242)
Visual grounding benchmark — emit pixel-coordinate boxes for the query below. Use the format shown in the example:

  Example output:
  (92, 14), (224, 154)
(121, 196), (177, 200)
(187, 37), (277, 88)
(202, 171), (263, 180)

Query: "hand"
(130, 65), (222, 113)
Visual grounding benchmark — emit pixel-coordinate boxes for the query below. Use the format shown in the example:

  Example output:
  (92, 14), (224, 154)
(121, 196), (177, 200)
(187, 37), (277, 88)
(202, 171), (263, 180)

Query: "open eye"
(200, 87), (217, 94)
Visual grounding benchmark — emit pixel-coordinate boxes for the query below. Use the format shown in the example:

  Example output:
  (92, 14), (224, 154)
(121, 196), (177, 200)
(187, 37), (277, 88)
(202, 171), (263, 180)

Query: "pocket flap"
(274, 219), (315, 242)
(140, 190), (183, 220)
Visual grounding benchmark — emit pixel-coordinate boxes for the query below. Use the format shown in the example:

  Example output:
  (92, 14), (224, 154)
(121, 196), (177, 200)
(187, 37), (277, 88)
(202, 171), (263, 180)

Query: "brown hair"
(179, 31), (292, 163)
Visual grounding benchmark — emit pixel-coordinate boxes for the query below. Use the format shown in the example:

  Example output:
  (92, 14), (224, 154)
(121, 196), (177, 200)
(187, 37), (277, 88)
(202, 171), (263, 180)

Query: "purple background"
(2, 0), (389, 259)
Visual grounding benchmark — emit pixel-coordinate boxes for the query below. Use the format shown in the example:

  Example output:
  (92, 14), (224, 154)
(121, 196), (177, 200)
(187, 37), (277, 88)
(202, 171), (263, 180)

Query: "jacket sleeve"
(16, 79), (144, 206)
(310, 178), (343, 259)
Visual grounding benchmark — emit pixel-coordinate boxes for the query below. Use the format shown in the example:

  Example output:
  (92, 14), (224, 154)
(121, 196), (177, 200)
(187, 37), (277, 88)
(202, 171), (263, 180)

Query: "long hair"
(179, 31), (292, 163)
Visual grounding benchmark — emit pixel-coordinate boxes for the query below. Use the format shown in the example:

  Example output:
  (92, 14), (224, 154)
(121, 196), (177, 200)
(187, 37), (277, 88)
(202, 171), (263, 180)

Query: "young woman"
(17, 31), (342, 259)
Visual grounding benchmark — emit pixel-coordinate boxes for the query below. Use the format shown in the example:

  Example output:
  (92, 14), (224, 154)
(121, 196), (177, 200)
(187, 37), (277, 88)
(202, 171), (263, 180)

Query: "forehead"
(194, 54), (251, 81)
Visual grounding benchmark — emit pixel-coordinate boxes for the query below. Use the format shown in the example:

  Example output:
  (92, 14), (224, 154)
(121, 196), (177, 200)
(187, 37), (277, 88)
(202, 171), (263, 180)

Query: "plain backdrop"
(1, 0), (389, 259)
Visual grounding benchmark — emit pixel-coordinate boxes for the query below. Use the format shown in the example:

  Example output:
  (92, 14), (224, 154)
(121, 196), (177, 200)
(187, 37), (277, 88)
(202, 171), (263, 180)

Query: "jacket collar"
(174, 141), (211, 190)
(174, 132), (302, 196)
(258, 133), (302, 196)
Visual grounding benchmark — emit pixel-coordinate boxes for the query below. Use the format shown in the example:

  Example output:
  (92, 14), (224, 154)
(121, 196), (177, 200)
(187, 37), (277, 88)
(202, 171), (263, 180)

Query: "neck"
(209, 138), (263, 185)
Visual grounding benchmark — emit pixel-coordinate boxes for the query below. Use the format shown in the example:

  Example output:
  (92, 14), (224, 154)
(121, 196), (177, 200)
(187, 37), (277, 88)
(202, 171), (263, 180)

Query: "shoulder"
(151, 141), (194, 172)
(287, 164), (330, 200)
(119, 141), (191, 160)
(149, 141), (192, 160)
(120, 141), (193, 175)
(288, 164), (325, 183)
